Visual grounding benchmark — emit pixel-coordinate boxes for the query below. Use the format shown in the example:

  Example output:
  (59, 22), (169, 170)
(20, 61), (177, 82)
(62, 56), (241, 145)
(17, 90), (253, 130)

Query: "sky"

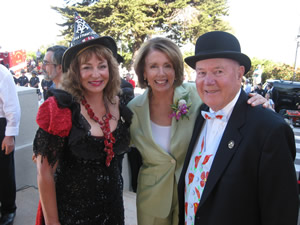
(0, 0), (300, 66)
(0, 0), (65, 52)
(226, 0), (300, 66)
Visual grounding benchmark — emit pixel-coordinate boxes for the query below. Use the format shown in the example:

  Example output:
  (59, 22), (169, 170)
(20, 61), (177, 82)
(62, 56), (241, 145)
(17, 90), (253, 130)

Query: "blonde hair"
(134, 37), (184, 89)
(61, 45), (120, 103)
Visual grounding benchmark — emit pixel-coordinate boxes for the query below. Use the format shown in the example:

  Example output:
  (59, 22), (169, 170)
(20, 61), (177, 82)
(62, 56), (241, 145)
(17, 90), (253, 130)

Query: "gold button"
(171, 159), (176, 164)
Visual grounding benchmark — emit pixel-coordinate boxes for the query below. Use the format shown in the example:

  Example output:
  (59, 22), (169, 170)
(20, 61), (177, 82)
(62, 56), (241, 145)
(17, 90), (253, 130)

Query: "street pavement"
(293, 127), (300, 225)
(293, 127), (300, 177)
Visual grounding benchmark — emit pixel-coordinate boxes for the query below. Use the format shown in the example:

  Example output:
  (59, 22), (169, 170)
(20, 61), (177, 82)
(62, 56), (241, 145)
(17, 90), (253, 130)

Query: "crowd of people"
(243, 76), (278, 111)
(0, 12), (299, 225)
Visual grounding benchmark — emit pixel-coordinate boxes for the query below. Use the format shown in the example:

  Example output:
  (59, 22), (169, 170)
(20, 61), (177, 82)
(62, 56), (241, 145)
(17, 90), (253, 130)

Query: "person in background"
(17, 69), (29, 87)
(41, 45), (67, 100)
(267, 82), (278, 107)
(244, 78), (251, 95)
(36, 49), (42, 64)
(33, 13), (131, 225)
(36, 62), (43, 75)
(30, 58), (36, 70)
(265, 91), (275, 110)
(41, 76), (53, 101)
(125, 72), (136, 89)
(116, 54), (135, 106)
(9, 70), (17, 84)
(29, 70), (40, 89)
(0, 64), (21, 225)
(254, 83), (265, 96)
(178, 31), (298, 225)
(252, 64), (263, 88)
(42, 45), (67, 89)
(30, 70), (41, 100)
(115, 54), (135, 175)
(127, 37), (269, 225)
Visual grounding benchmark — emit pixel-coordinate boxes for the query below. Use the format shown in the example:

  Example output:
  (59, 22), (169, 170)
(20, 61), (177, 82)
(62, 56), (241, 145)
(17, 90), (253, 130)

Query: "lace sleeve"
(33, 128), (67, 167)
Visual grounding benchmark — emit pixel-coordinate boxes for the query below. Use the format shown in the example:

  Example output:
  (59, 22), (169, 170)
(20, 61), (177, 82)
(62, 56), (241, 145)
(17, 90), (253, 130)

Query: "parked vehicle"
(264, 79), (300, 113)
(0, 49), (27, 76)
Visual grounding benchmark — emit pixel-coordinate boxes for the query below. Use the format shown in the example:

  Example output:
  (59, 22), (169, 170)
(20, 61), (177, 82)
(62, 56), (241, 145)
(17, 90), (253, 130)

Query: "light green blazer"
(127, 82), (202, 218)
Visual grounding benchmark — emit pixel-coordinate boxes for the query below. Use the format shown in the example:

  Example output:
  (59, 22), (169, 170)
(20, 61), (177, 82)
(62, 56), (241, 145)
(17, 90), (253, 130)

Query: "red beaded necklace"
(81, 97), (116, 167)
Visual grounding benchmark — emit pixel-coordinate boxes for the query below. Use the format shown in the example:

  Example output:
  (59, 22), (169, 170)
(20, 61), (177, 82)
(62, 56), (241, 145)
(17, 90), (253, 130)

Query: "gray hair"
(46, 45), (67, 65)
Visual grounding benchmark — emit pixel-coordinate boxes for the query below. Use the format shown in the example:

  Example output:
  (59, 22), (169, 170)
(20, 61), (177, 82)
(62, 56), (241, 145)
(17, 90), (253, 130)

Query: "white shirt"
(205, 89), (241, 152)
(151, 121), (171, 153)
(0, 64), (21, 136)
(184, 89), (241, 225)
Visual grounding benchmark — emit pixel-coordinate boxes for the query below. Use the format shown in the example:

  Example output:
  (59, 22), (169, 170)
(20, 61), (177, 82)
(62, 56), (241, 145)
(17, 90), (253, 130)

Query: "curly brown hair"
(61, 45), (121, 103)
(133, 37), (184, 89)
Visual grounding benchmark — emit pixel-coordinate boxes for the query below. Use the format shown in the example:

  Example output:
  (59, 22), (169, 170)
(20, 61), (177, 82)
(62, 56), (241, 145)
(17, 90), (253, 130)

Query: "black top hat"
(62, 12), (118, 72)
(185, 31), (251, 74)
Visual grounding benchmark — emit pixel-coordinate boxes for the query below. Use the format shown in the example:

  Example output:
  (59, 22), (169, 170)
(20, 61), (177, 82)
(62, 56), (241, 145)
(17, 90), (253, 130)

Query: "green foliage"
(52, 0), (230, 69)
(245, 57), (300, 83)
(181, 0), (230, 43)
(182, 48), (195, 80)
(26, 47), (47, 62)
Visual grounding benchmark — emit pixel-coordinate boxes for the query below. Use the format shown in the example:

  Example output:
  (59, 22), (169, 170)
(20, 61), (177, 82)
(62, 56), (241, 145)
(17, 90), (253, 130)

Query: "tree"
(245, 57), (300, 84)
(52, 0), (230, 69)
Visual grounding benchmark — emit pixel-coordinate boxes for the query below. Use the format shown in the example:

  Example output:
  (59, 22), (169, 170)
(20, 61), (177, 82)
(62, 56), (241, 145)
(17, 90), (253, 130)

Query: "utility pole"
(293, 27), (300, 81)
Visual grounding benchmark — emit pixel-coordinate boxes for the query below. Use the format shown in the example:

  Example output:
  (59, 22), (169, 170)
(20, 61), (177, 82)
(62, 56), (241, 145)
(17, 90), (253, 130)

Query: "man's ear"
(57, 64), (63, 73)
(238, 66), (245, 79)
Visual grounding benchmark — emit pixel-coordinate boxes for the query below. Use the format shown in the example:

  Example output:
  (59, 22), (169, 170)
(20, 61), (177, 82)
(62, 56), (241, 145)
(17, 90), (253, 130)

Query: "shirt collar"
(209, 89), (241, 121)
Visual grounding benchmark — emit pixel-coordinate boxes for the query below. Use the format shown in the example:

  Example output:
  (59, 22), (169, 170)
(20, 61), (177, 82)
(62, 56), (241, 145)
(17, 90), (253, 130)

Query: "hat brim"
(117, 54), (124, 64)
(185, 51), (251, 74)
(62, 36), (117, 73)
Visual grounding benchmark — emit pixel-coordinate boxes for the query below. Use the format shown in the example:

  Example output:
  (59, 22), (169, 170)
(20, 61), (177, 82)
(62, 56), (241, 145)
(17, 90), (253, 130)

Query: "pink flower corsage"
(169, 94), (192, 121)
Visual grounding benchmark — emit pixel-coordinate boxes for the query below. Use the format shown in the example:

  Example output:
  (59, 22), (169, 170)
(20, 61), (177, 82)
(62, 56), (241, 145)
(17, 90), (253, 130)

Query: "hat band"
(76, 44), (99, 57)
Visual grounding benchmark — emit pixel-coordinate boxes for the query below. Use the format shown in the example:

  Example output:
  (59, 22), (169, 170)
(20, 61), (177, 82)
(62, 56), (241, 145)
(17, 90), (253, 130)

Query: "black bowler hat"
(185, 31), (251, 74)
(117, 54), (124, 64)
(62, 12), (118, 72)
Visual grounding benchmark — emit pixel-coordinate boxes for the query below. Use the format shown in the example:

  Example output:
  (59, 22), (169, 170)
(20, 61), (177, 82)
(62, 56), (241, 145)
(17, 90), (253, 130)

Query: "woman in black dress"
(33, 13), (132, 225)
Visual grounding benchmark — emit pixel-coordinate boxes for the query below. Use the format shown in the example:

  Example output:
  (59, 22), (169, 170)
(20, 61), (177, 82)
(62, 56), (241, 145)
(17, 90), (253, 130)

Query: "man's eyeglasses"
(43, 60), (56, 66)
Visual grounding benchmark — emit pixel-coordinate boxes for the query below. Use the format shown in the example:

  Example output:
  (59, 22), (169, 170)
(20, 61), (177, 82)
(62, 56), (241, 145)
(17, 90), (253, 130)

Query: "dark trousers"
(0, 118), (16, 215)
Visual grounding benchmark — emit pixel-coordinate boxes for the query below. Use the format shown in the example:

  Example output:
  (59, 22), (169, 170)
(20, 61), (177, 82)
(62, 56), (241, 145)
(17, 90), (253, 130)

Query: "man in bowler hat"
(178, 31), (299, 225)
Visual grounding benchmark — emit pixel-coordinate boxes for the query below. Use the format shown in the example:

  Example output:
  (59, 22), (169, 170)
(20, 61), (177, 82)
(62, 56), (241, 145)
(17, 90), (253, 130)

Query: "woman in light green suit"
(128, 37), (201, 225)
(127, 37), (268, 225)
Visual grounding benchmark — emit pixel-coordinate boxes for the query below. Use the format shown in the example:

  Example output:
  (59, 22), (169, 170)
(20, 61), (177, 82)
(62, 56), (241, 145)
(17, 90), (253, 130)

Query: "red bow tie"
(201, 111), (226, 121)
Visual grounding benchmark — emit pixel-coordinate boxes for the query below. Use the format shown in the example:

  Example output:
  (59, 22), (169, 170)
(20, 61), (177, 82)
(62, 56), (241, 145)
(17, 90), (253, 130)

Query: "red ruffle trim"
(35, 200), (45, 225)
(36, 97), (72, 137)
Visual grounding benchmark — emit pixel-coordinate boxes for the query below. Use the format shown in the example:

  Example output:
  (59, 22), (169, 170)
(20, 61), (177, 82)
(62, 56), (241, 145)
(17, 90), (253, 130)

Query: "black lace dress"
(33, 89), (132, 225)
